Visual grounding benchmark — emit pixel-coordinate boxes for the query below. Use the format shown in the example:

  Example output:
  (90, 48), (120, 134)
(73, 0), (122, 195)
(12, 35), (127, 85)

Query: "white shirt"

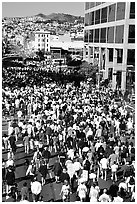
(99, 193), (111, 202)
(100, 158), (108, 169)
(31, 181), (42, 195)
(119, 182), (127, 191)
(89, 187), (98, 202)
(6, 159), (14, 168)
(113, 196), (123, 202)
(61, 184), (70, 196)
(111, 164), (118, 172)
(77, 184), (87, 199)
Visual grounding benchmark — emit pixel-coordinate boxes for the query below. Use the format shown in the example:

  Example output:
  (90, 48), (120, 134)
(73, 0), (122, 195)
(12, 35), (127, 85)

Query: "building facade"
(83, 2), (135, 91)
(35, 30), (50, 52)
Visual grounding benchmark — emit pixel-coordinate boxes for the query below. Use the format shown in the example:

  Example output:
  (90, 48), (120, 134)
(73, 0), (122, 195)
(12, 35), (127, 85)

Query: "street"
(2, 118), (117, 202)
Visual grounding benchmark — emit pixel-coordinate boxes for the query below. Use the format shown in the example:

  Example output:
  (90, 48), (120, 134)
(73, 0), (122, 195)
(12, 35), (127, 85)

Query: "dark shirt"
(9, 136), (16, 146)
(6, 170), (15, 185)
(42, 150), (51, 159)
(39, 165), (47, 178)
(109, 184), (119, 198)
(60, 172), (70, 183)
(53, 162), (62, 175)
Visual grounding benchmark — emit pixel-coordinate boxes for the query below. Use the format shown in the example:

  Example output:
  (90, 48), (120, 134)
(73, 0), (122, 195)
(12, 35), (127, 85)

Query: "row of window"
(38, 43), (49, 47)
(85, 2), (135, 26)
(38, 34), (49, 38)
(38, 39), (49, 42)
(86, 47), (134, 67)
(85, 2), (104, 10)
(84, 25), (135, 44)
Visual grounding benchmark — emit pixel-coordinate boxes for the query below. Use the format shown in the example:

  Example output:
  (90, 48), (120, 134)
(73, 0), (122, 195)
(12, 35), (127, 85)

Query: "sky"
(2, 2), (85, 18)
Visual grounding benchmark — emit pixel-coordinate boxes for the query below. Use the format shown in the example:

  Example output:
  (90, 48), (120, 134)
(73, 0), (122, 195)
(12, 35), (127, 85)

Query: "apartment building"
(84, 2), (135, 91)
(35, 30), (50, 52)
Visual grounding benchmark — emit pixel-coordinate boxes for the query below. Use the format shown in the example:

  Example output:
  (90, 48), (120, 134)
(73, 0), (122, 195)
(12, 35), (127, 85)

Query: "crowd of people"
(2, 66), (135, 202)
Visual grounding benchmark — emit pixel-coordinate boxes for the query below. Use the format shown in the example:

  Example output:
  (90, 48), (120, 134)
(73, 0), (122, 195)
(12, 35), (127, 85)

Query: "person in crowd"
(111, 161), (118, 181)
(100, 155), (108, 181)
(39, 160), (48, 186)
(42, 146), (51, 169)
(6, 166), (15, 195)
(60, 167), (70, 183)
(20, 182), (29, 201)
(60, 179), (71, 202)
(23, 132), (30, 154)
(31, 177), (42, 202)
(77, 178), (87, 202)
(89, 183), (99, 202)
(53, 159), (63, 183)
(98, 188), (111, 202)
(113, 191), (124, 202)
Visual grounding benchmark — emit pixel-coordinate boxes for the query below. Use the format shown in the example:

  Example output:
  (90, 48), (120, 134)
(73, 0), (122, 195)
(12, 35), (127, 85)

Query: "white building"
(84, 2), (135, 91)
(35, 30), (50, 52)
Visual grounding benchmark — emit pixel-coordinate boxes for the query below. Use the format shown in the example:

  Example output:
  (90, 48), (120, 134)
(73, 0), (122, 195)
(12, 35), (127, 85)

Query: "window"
(47, 35), (49, 38)
(38, 44), (40, 47)
(91, 12), (95, 25)
(130, 2), (135, 19)
(41, 34), (43, 37)
(115, 25), (124, 43)
(89, 30), (94, 42)
(89, 12), (92, 25)
(38, 39), (40, 42)
(101, 7), (107, 23)
(107, 27), (114, 43)
(89, 12), (95, 25)
(108, 4), (116, 22)
(108, 68), (113, 80)
(42, 39), (45, 42)
(96, 2), (102, 6)
(117, 49), (123, 63)
(85, 13), (89, 26)
(95, 10), (100, 24)
(85, 2), (90, 10)
(100, 28), (106, 43)
(128, 25), (135, 43)
(94, 29), (100, 43)
(116, 2), (125, 20)
(89, 2), (95, 8)
(38, 34), (40, 37)
(47, 39), (48, 42)
(109, 48), (113, 62)
(127, 49), (135, 66)
(84, 30), (89, 42)
(116, 71), (122, 88)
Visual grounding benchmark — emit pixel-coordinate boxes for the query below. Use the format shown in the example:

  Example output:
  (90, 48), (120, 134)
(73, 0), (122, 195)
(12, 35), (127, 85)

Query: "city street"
(2, 118), (118, 202)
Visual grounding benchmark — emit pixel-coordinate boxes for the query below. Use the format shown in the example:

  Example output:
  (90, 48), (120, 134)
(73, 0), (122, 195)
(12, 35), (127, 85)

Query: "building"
(83, 2), (135, 91)
(50, 33), (84, 57)
(35, 30), (50, 52)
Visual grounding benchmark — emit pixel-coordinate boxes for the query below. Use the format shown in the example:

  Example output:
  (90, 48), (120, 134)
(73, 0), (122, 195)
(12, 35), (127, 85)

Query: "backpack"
(129, 176), (135, 185)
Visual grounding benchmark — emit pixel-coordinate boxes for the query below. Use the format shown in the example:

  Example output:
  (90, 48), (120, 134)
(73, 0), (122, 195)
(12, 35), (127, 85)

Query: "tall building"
(84, 2), (135, 92)
(35, 30), (50, 52)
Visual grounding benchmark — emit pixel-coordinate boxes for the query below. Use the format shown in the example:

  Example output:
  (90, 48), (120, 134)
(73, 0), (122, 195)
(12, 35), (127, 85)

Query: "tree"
(36, 49), (45, 61)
